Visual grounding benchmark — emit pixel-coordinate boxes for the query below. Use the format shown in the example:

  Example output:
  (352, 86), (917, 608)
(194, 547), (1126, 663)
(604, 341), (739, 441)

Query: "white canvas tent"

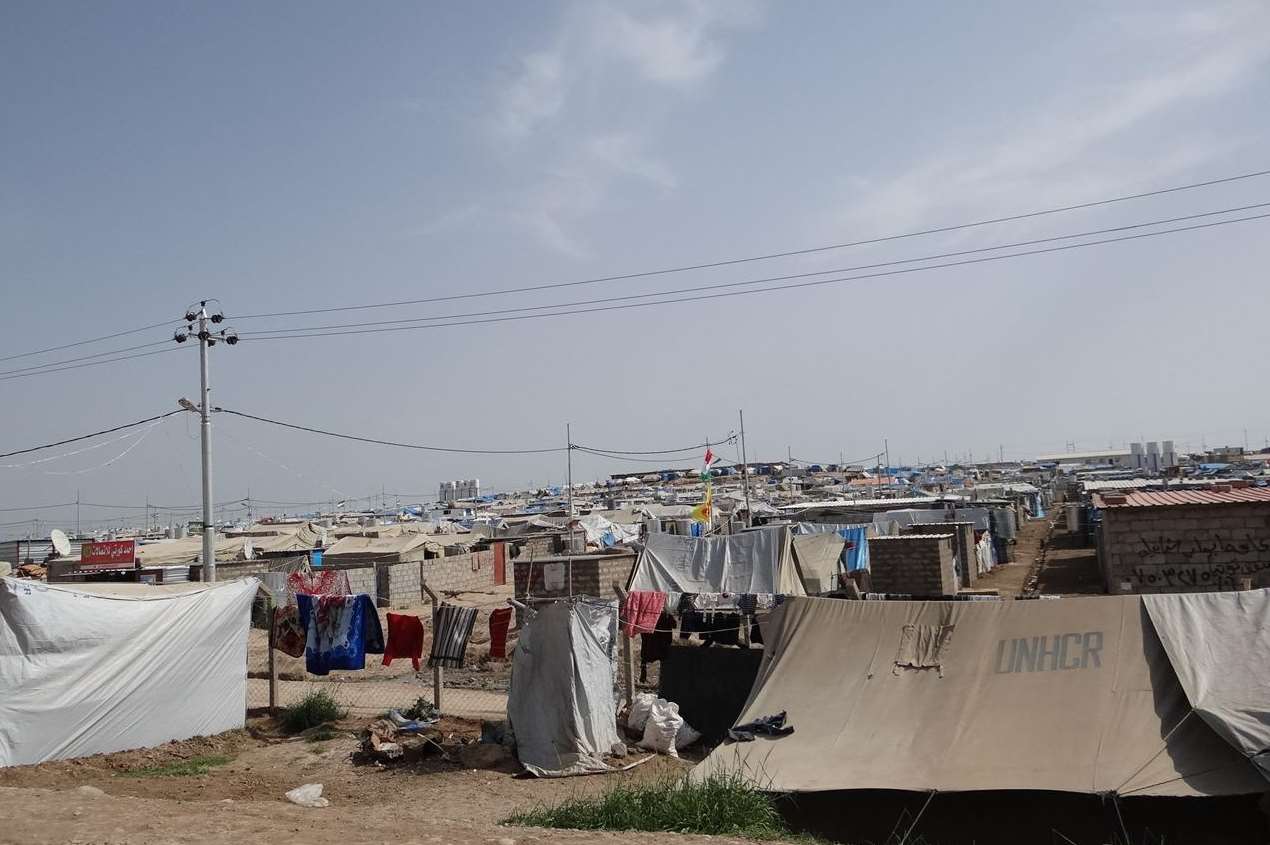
(696, 593), (1268, 796)
(507, 599), (622, 777)
(628, 526), (806, 596)
(0, 577), (259, 767)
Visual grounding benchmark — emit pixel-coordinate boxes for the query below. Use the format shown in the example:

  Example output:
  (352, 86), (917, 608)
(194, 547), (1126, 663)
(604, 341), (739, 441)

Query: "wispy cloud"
(488, 1), (760, 255)
(829, 1), (1270, 238)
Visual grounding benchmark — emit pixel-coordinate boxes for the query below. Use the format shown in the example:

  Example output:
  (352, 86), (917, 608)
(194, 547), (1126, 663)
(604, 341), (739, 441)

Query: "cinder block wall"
(1100, 502), (1270, 593)
(869, 535), (956, 595)
(909, 522), (977, 587)
(424, 549), (498, 593)
(514, 552), (637, 601)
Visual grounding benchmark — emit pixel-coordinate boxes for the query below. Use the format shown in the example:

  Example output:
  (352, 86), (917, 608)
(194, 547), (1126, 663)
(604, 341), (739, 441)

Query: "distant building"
(439, 479), (480, 502)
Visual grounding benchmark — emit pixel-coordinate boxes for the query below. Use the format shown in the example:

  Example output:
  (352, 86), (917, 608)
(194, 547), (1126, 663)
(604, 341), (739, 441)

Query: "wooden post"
(420, 573), (442, 712)
(267, 597), (279, 714)
(614, 582), (634, 707)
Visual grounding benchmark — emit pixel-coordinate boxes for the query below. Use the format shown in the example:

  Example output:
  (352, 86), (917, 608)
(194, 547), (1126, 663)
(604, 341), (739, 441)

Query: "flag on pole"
(693, 445), (715, 524)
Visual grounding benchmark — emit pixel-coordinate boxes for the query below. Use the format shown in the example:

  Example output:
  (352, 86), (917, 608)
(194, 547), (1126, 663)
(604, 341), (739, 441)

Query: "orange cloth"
(621, 590), (667, 638)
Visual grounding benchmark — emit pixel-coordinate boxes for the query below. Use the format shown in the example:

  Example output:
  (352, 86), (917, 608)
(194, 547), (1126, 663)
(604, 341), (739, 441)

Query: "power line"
(0, 339), (173, 378)
(216, 407), (567, 455)
(0, 319), (181, 364)
(239, 210), (1270, 342)
(0, 346), (190, 384)
(227, 167), (1270, 321)
(0, 410), (188, 459)
(239, 202), (1270, 338)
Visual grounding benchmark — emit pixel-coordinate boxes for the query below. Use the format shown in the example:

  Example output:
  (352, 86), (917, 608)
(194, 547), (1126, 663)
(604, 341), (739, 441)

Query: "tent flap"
(1143, 589), (1270, 782)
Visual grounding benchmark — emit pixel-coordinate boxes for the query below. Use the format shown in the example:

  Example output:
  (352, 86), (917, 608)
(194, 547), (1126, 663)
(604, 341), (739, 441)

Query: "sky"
(3, 0), (1270, 532)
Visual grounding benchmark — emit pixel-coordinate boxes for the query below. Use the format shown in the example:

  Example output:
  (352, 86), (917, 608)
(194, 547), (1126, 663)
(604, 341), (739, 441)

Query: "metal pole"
(566, 423), (574, 551)
(739, 410), (752, 527)
(198, 307), (216, 583)
(75, 490), (80, 537)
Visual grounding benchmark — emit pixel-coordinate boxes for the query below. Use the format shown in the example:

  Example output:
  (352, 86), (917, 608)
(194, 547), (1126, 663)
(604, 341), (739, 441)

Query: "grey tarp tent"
(628, 526), (806, 596)
(696, 594), (1266, 795)
(1143, 589), (1270, 779)
(507, 599), (621, 777)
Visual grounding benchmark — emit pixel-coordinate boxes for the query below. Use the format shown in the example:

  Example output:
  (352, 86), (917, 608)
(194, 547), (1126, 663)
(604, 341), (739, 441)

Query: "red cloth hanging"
(488, 607), (513, 660)
(382, 612), (425, 671)
(621, 590), (667, 638)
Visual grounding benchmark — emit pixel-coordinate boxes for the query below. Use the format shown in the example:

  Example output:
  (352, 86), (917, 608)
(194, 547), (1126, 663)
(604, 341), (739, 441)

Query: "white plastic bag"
(675, 720), (702, 750)
(285, 783), (329, 808)
(637, 698), (684, 757)
(627, 692), (658, 734)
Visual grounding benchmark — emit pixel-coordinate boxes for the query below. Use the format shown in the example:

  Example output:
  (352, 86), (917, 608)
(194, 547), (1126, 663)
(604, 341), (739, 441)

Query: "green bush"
(506, 769), (806, 841)
(279, 690), (346, 734)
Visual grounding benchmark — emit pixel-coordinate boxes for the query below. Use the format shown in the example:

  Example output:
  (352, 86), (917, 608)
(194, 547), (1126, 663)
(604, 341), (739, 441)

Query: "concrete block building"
(1095, 485), (1270, 593)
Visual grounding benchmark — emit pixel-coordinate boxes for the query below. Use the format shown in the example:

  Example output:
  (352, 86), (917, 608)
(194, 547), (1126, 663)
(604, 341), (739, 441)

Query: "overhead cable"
(239, 201), (1270, 338)
(0, 339), (174, 378)
(0, 319), (182, 364)
(0, 346), (190, 384)
(227, 167), (1270, 320)
(240, 211), (1270, 342)
(0, 410), (188, 460)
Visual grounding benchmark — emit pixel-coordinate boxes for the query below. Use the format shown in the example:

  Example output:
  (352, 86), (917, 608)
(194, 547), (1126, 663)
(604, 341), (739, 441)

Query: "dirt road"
(0, 726), (745, 845)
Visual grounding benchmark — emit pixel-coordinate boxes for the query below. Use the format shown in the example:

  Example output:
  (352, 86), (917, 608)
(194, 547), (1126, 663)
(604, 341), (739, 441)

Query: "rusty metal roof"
(1095, 487), (1270, 508)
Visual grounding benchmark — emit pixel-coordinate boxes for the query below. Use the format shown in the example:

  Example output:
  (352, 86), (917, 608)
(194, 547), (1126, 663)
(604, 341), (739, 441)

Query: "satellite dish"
(50, 529), (71, 558)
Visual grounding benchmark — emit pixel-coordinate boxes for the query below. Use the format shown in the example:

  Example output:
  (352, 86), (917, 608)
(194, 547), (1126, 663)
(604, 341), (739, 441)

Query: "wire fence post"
(613, 582), (633, 707)
(420, 564), (442, 712)
(267, 596), (278, 714)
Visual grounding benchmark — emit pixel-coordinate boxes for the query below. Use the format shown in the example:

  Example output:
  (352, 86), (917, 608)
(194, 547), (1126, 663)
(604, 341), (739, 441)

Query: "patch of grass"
(303, 725), (338, 743)
(505, 769), (816, 841)
(123, 754), (232, 778)
(400, 696), (439, 721)
(279, 690), (346, 735)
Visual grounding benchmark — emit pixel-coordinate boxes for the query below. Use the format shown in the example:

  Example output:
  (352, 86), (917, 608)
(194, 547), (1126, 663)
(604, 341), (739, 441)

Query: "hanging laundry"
(286, 569), (350, 603)
(621, 590), (667, 638)
(702, 613), (741, 647)
(428, 603), (479, 669)
(679, 609), (703, 640)
(296, 593), (384, 676)
(382, 612), (425, 671)
(676, 593), (696, 615)
(273, 605), (306, 658)
(737, 594), (758, 616)
(487, 607), (513, 661)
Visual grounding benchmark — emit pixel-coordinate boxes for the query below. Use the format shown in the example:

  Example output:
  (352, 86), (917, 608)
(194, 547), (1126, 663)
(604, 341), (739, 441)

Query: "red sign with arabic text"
(80, 539), (137, 568)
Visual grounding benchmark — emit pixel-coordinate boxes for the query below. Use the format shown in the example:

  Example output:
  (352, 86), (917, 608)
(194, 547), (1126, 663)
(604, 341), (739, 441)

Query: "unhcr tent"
(0, 577), (259, 766)
(697, 593), (1268, 796)
(628, 526), (806, 596)
(507, 599), (622, 777)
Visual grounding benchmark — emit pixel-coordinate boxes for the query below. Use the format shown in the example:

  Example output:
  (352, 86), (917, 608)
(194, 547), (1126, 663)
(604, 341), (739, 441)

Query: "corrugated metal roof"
(1095, 487), (1270, 508)
(1080, 478), (1215, 491)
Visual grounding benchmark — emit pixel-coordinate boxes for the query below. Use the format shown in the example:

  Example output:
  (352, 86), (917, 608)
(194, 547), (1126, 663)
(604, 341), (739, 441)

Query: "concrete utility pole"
(739, 410), (752, 527)
(174, 301), (237, 582)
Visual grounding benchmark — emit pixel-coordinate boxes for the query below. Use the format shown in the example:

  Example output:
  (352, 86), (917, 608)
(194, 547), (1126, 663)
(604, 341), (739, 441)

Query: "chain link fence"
(247, 558), (516, 722)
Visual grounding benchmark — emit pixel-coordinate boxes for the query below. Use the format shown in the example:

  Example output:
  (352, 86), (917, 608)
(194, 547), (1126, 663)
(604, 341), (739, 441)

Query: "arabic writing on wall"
(1129, 560), (1270, 589)
(1136, 533), (1270, 558)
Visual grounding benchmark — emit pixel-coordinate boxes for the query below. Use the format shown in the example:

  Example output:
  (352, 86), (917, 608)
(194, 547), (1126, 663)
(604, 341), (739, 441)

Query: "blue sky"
(3, 1), (1270, 529)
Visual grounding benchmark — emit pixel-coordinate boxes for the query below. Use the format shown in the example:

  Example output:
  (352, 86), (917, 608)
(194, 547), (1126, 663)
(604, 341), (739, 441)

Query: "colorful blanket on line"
(296, 593), (384, 676)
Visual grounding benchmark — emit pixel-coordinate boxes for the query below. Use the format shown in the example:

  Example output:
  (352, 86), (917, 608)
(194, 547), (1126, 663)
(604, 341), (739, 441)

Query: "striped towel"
(428, 603), (479, 669)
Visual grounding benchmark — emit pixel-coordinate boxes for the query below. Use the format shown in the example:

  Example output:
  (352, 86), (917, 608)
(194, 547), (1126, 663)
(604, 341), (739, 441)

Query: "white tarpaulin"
(0, 577), (259, 767)
(628, 527), (806, 596)
(507, 599), (621, 777)
(1143, 589), (1270, 780)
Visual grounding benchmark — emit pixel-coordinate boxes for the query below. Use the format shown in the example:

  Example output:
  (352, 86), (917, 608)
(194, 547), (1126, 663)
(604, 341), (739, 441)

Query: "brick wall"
(424, 549), (499, 593)
(869, 535), (957, 595)
(1099, 502), (1270, 593)
(514, 552), (637, 602)
(909, 522), (977, 587)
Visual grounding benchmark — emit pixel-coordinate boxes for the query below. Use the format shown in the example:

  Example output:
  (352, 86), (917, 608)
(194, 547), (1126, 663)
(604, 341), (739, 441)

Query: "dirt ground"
(969, 512), (1053, 597)
(0, 720), (749, 845)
